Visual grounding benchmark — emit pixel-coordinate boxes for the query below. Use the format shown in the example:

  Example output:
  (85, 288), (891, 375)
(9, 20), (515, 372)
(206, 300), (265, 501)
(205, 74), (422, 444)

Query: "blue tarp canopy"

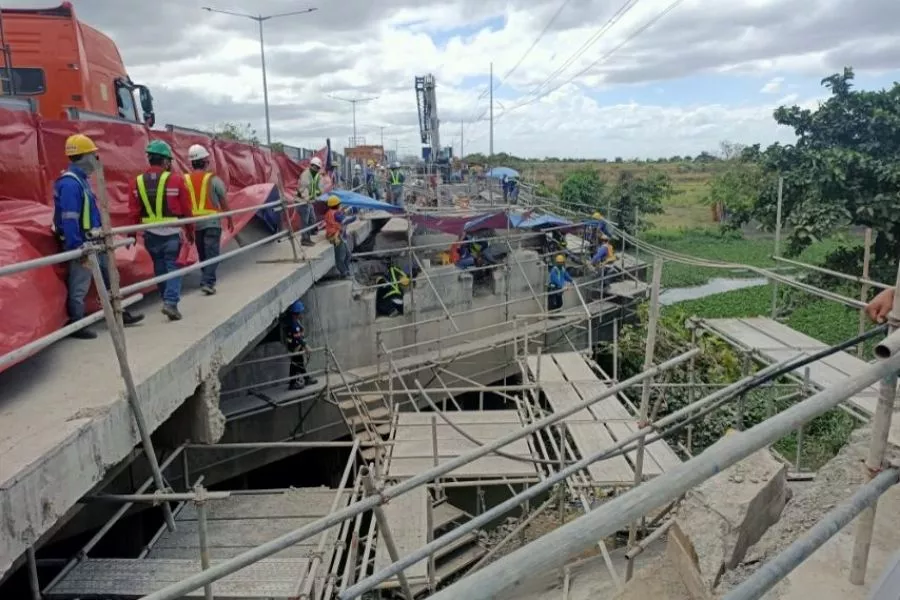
(316, 190), (404, 213)
(518, 214), (572, 229)
(486, 167), (520, 179)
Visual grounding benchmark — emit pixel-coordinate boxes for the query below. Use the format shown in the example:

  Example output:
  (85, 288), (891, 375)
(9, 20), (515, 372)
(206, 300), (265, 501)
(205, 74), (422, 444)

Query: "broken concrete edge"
(664, 447), (789, 599)
(0, 220), (372, 579)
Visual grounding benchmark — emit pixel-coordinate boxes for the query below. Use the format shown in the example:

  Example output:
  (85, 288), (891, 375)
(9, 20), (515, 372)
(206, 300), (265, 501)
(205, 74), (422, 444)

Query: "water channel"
(659, 277), (769, 306)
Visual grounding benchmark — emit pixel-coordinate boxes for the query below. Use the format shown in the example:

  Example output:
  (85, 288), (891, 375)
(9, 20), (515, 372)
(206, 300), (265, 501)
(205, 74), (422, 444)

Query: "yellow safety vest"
(59, 171), (92, 232)
(308, 172), (320, 199)
(136, 172), (178, 224)
(185, 172), (217, 216)
(381, 267), (407, 298)
(390, 171), (403, 185)
(602, 243), (616, 264)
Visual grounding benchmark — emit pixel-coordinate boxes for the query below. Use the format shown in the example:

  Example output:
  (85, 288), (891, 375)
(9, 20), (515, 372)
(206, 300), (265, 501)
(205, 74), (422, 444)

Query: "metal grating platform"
(385, 411), (539, 480)
(48, 488), (348, 599)
(374, 486), (430, 586)
(526, 352), (681, 486)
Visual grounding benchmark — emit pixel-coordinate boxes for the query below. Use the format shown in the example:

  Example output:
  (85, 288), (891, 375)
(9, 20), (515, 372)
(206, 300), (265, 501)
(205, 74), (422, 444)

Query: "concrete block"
(669, 446), (788, 594)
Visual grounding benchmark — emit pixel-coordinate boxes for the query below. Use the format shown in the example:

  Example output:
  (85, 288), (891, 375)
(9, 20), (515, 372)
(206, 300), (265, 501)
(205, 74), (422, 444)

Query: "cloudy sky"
(9, 0), (900, 158)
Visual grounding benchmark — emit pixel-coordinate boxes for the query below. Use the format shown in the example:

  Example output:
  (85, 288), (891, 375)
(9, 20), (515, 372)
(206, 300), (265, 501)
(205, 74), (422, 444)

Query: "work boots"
(161, 304), (183, 321)
(123, 310), (144, 326)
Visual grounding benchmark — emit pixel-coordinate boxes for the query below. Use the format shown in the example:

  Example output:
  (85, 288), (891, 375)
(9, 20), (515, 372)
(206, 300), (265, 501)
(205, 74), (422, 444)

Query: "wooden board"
(374, 486), (430, 582)
(704, 317), (880, 418)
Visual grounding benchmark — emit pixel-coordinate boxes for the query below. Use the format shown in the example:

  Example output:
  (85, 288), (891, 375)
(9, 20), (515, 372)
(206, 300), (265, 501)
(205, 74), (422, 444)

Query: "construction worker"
(388, 162), (405, 208)
(375, 265), (410, 316)
(352, 164), (363, 190)
(297, 156), (323, 246)
(324, 195), (356, 278)
(585, 211), (611, 249)
(547, 254), (574, 312)
(365, 160), (380, 200)
(281, 300), (317, 391)
(53, 134), (144, 338)
(455, 235), (497, 269)
(507, 176), (519, 204)
(130, 139), (193, 321)
(186, 144), (233, 296)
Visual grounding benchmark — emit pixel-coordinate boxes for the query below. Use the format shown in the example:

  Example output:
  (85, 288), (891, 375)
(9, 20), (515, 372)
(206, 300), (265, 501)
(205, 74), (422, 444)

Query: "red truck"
(0, 2), (155, 125)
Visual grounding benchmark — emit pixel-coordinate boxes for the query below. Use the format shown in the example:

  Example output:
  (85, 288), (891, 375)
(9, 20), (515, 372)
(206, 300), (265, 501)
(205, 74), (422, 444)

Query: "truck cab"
(0, 2), (154, 125)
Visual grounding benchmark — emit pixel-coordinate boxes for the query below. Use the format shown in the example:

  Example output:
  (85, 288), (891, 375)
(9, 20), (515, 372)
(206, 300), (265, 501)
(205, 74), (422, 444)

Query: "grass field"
(523, 159), (724, 231)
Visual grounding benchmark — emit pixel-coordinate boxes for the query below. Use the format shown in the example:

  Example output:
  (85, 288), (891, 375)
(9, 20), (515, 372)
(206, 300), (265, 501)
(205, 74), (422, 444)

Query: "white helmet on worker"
(188, 144), (210, 162)
(354, 164), (362, 171)
(391, 161), (400, 169)
(310, 156), (323, 169)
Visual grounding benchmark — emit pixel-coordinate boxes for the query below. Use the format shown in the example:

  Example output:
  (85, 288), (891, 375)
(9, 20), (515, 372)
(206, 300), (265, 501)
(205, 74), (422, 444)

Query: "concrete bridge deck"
(0, 219), (372, 579)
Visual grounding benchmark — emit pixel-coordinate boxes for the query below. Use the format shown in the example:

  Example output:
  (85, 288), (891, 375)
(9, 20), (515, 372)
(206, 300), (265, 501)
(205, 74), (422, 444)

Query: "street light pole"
(202, 6), (318, 145)
(330, 95), (379, 147)
(257, 18), (271, 145)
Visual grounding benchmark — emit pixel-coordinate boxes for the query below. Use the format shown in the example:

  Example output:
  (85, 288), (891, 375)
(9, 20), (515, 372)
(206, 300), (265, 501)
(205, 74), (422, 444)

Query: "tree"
(214, 122), (259, 144)
(704, 159), (770, 229)
(719, 140), (747, 160)
(607, 169), (670, 233)
(560, 168), (605, 212)
(751, 68), (900, 260)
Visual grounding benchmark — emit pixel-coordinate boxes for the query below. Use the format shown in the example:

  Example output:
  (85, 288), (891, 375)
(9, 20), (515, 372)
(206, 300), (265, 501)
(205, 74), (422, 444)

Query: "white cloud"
(761, 77), (785, 93)
(5, 0), (897, 158)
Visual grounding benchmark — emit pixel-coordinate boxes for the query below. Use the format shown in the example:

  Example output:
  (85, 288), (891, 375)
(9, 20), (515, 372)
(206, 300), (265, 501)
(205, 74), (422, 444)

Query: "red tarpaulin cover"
(0, 108), (330, 372)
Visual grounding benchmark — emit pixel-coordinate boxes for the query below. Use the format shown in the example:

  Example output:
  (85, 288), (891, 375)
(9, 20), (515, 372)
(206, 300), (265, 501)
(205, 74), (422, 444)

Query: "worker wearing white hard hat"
(297, 155), (324, 246)
(351, 164), (363, 191)
(186, 144), (232, 295)
(388, 161), (406, 209)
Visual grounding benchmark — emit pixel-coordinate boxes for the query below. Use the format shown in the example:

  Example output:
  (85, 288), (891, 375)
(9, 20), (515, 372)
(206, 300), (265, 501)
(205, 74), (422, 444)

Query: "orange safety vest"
(184, 171), (219, 216)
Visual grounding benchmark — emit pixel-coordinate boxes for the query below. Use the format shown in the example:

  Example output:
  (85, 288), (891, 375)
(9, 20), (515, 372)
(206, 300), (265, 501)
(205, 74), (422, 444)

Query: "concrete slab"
(669, 445), (788, 595)
(0, 220), (371, 578)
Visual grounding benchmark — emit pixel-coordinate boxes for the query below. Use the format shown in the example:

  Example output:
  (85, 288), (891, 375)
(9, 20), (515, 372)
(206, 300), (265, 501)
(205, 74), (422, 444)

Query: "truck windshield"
(0, 67), (46, 95)
(115, 80), (138, 121)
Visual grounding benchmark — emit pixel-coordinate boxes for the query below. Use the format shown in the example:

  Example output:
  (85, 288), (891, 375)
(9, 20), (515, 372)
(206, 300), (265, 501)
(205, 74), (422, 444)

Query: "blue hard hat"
(289, 300), (305, 313)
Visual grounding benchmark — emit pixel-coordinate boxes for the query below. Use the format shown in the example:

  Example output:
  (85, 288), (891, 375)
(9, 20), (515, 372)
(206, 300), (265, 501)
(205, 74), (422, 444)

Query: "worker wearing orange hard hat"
(53, 134), (144, 338)
(322, 195), (356, 278)
(297, 156), (324, 246)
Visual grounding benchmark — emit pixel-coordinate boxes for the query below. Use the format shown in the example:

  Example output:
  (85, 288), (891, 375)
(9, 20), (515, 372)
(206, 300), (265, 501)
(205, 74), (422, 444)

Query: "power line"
(491, 0), (685, 125)
(463, 0), (640, 144)
(519, 0), (640, 105)
(477, 0), (575, 100)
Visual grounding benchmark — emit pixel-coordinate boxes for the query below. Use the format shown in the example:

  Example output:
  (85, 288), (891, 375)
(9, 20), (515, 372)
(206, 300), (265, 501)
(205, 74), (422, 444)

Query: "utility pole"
(202, 6), (318, 145)
(489, 62), (494, 159)
(330, 95), (379, 148)
(460, 120), (464, 158)
(489, 62), (494, 205)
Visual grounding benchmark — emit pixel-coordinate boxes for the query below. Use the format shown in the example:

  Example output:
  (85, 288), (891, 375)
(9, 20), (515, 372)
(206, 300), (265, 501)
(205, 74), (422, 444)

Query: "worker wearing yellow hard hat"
(586, 210), (612, 251)
(547, 253), (574, 312)
(53, 133), (144, 338)
(323, 195), (356, 278)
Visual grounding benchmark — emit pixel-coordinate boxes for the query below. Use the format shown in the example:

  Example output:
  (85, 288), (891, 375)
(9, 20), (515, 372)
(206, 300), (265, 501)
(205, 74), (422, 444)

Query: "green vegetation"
(593, 68), (900, 471)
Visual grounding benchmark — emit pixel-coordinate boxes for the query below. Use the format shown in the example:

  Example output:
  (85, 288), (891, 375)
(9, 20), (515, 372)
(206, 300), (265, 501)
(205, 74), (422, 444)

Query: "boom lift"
(414, 73), (453, 181)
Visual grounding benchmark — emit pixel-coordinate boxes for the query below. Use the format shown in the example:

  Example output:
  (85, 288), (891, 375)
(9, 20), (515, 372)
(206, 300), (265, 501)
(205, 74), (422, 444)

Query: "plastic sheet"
(0, 107), (329, 371)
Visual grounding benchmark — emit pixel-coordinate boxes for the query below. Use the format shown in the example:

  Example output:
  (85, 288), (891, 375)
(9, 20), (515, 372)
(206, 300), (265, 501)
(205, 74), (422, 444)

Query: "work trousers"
(334, 238), (351, 277)
(547, 287), (563, 311)
(289, 352), (308, 385)
(390, 185), (404, 209)
(195, 227), (221, 287)
(298, 203), (316, 242)
(66, 252), (109, 321)
(376, 294), (404, 317)
(144, 232), (182, 307)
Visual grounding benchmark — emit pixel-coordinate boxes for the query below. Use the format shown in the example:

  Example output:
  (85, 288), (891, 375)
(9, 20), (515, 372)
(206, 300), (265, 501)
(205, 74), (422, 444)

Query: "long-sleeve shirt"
(128, 166), (192, 237)
(298, 168), (322, 203)
(591, 244), (615, 265)
(324, 208), (357, 239)
(548, 266), (573, 289)
(53, 165), (102, 251)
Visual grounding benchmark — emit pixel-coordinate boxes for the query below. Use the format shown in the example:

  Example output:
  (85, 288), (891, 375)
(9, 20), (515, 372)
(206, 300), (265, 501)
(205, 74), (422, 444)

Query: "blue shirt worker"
(586, 212), (612, 249)
(53, 133), (144, 339)
(281, 300), (317, 391)
(388, 162), (406, 208)
(547, 254), (574, 312)
(365, 160), (380, 200)
(591, 236), (616, 267)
